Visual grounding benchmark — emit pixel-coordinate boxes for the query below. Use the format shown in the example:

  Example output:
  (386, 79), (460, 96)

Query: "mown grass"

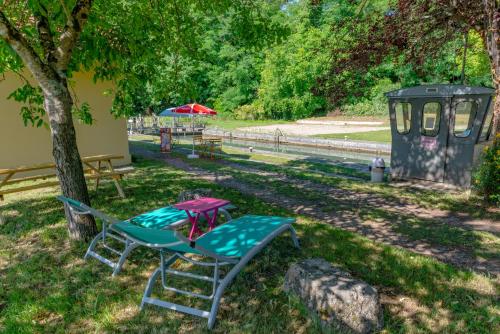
(130, 137), (500, 260)
(314, 129), (392, 143)
(0, 157), (499, 333)
(131, 134), (370, 180)
(183, 155), (499, 258)
(0, 160), (499, 333)
(203, 118), (292, 131)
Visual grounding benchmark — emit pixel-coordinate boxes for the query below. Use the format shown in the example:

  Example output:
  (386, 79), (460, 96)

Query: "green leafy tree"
(385, 0), (500, 137)
(0, 0), (100, 240)
(0, 0), (237, 240)
(255, 1), (329, 120)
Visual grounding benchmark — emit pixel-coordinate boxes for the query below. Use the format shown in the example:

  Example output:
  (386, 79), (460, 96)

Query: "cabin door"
(409, 98), (449, 182)
(444, 96), (489, 187)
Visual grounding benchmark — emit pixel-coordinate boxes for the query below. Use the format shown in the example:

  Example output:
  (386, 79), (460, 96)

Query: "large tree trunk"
(44, 78), (98, 241)
(0, 2), (98, 241)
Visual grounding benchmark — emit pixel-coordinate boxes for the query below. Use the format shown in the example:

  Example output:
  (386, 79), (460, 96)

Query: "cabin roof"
(385, 84), (495, 98)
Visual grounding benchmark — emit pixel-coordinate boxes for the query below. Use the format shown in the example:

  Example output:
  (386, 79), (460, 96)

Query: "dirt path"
(220, 160), (500, 235)
(131, 145), (499, 276)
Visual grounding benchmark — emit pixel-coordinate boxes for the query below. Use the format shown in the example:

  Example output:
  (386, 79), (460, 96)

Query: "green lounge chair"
(57, 196), (231, 276)
(58, 197), (298, 329)
(138, 214), (299, 329)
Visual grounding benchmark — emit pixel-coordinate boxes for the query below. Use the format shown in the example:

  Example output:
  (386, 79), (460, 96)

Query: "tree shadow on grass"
(186, 155), (499, 273)
(0, 196), (64, 237)
(1, 158), (498, 333)
(285, 156), (371, 180)
(298, 222), (499, 333)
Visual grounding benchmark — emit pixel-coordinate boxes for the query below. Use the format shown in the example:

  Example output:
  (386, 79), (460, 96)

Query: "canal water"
(176, 135), (390, 166)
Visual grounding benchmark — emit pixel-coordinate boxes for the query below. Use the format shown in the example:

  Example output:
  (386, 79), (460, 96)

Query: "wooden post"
(0, 195), (4, 225)
(95, 160), (101, 191)
(0, 172), (14, 225)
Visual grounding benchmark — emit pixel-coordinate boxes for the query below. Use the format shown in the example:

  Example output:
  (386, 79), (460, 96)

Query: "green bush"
(341, 79), (400, 116)
(255, 7), (329, 120)
(473, 135), (500, 205)
(233, 104), (264, 120)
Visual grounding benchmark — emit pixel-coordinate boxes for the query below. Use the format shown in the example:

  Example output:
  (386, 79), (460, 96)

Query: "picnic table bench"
(0, 154), (133, 202)
(193, 135), (223, 159)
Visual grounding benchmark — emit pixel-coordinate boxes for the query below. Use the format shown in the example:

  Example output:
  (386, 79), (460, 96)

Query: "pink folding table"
(174, 197), (230, 240)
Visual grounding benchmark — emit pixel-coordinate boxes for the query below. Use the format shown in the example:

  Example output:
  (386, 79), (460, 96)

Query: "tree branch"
(0, 10), (55, 86)
(56, 0), (93, 73)
(59, 0), (72, 22)
(34, 4), (58, 66)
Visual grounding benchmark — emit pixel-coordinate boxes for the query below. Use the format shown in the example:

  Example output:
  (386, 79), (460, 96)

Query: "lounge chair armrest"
(57, 195), (121, 226)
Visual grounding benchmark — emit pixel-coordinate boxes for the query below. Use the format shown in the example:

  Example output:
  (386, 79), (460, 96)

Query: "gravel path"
(131, 144), (499, 276)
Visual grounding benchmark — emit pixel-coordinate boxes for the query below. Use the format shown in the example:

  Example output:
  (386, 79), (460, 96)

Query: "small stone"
(284, 258), (383, 334)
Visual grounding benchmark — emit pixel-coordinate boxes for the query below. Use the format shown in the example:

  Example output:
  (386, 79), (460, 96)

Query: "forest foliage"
(1, 0), (492, 120)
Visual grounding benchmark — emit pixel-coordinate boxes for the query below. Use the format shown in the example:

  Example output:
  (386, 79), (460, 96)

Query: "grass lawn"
(131, 137), (500, 260)
(203, 118), (292, 130)
(171, 149), (499, 259)
(314, 129), (392, 143)
(1, 156), (498, 333)
(132, 134), (371, 179)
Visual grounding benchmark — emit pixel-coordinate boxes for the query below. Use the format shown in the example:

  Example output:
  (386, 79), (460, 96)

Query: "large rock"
(284, 258), (383, 334)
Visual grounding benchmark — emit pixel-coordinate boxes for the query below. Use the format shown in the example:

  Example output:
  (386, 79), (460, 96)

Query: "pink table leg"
(186, 211), (202, 240)
(202, 208), (219, 231)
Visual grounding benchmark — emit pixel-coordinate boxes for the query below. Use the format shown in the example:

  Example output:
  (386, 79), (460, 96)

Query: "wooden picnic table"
(192, 136), (223, 159)
(0, 154), (133, 201)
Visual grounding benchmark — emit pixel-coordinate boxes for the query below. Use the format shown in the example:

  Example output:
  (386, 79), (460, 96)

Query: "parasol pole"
(188, 104), (199, 159)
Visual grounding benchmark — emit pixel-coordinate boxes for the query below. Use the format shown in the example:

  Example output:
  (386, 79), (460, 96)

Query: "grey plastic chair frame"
(57, 196), (231, 276)
(57, 196), (299, 329)
(140, 224), (300, 329)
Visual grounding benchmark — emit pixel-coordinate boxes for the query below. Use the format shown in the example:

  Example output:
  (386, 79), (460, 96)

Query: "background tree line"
(1, 0), (497, 239)
(112, 0), (491, 120)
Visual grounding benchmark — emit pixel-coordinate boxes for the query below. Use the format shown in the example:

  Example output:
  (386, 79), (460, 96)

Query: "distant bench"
(193, 135), (223, 159)
(0, 154), (134, 202)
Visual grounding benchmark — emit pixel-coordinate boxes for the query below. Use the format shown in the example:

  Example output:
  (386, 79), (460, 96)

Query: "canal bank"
(203, 128), (391, 155)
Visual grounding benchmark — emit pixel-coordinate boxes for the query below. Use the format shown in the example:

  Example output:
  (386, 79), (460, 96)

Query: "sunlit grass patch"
(314, 129), (392, 143)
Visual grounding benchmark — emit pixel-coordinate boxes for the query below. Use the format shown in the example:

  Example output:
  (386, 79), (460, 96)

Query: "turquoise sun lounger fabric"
(112, 221), (199, 254)
(114, 214), (294, 258)
(129, 206), (188, 229)
(195, 215), (295, 258)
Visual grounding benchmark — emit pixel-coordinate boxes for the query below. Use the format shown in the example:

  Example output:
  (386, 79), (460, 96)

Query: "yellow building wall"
(0, 71), (131, 170)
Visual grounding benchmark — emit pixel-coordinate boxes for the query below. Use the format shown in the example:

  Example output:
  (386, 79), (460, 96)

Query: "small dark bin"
(386, 84), (495, 187)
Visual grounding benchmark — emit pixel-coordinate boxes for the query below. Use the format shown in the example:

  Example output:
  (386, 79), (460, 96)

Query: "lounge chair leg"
(207, 223), (299, 329)
(84, 231), (105, 260)
(112, 242), (140, 277)
(141, 252), (180, 310)
(212, 260), (220, 297)
(207, 263), (241, 329)
(160, 252), (179, 288)
(141, 267), (162, 310)
(289, 226), (300, 248)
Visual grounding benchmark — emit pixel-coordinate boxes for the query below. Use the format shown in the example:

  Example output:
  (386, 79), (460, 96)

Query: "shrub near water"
(474, 135), (500, 205)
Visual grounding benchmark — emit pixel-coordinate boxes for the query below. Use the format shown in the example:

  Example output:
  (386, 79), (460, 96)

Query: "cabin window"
(395, 102), (412, 134)
(479, 102), (494, 142)
(453, 101), (477, 138)
(421, 102), (441, 137)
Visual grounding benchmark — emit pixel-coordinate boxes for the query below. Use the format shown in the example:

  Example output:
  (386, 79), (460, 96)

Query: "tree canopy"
(1, 0), (493, 122)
